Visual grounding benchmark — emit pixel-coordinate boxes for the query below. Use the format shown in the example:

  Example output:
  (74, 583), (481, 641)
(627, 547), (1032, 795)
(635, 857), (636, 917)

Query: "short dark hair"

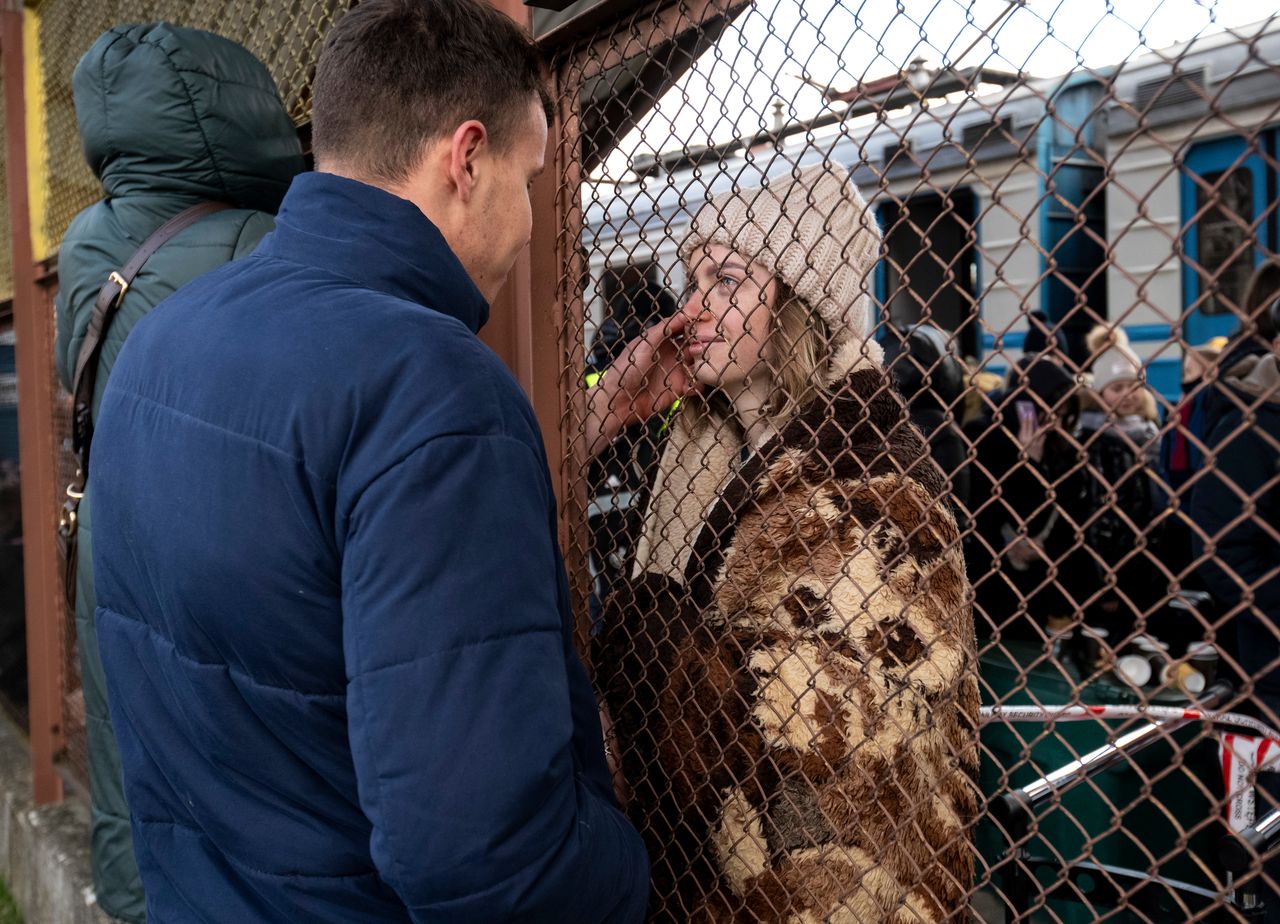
(312, 0), (551, 183)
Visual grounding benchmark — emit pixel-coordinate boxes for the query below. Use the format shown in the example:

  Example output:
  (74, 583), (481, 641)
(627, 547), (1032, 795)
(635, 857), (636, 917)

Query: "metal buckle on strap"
(66, 484), (85, 501)
(108, 271), (130, 304)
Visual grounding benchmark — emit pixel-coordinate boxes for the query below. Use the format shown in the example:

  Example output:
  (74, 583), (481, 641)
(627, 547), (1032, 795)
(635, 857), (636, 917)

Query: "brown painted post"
(1, 1), (65, 804)
(483, 0), (571, 513)
(549, 73), (592, 652)
(484, 1), (592, 642)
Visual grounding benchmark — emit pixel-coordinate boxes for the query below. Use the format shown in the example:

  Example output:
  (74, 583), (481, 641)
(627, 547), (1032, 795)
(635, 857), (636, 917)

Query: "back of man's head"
(312, 0), (549, 184)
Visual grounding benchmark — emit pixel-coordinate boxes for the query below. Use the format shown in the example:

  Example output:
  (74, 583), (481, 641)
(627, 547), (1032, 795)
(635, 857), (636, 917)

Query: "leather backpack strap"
(68, 200), (233, 478)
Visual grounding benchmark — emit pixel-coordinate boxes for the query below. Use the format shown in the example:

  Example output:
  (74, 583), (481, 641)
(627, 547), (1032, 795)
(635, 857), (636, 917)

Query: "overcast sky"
(595, 0), (1272, 180)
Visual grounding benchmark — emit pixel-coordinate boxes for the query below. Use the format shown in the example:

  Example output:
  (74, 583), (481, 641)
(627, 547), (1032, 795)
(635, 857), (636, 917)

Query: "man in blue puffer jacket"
(88, 1), (648, 921)
(54, 23), (304, 921)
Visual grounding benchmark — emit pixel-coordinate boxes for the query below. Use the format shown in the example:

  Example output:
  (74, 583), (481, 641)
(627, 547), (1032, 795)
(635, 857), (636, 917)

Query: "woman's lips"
(684, 337), (722, 358)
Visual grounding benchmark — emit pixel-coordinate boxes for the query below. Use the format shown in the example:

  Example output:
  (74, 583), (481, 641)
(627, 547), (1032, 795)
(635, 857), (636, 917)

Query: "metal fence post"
(2, 0), (64, 805)
(484, 0), (568, 499)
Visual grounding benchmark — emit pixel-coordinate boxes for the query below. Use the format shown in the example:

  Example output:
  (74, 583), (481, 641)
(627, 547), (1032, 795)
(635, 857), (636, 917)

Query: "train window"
(599, 261), (674, 334)
(1193, 168), (1255, 316)
(1181, 135), (1269, 344)
(876, 189), (979, 358)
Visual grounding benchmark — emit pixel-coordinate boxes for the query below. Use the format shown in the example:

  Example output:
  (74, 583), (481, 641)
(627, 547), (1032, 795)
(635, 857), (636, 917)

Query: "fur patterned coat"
(597, 361), (979, 923)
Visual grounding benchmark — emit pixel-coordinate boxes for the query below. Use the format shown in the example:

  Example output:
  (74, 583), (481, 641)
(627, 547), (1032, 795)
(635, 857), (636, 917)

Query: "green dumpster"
(976, 640), (1230, 922)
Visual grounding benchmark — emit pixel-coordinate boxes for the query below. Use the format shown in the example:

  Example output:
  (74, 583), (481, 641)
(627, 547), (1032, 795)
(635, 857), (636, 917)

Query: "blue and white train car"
(1103, 22), (1280, 397)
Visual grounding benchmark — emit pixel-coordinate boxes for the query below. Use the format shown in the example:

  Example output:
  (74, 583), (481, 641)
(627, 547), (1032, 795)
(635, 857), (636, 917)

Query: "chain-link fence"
(556, 2), (1280, 920)
(26, 0), (352, 788)
(17, 0), (1280, 918)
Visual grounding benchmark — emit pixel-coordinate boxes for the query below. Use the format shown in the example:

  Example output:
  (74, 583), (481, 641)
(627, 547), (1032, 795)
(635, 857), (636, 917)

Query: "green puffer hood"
(73, 22), (304, 212)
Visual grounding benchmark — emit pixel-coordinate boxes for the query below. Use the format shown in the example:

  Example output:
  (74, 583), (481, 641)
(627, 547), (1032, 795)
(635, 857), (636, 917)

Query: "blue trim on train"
(1037, 74), (1109, 355)
(1180, 129), (1280, 345)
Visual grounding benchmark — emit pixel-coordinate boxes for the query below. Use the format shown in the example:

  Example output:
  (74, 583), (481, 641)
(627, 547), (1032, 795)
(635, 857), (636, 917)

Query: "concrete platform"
(0, 716), (113, 924)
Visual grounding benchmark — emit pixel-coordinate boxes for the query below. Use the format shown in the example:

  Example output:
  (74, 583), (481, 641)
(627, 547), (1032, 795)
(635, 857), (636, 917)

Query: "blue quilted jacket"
(90, 171), (649, 923)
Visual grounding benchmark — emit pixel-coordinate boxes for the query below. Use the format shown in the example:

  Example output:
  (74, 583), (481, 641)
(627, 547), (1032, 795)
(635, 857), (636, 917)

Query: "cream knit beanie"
(679, 162), (882, 365)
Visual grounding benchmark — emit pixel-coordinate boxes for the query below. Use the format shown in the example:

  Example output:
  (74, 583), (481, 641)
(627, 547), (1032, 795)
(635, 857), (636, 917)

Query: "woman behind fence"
(1078, 325), (1169, 636)
(586, 163), (980, 922)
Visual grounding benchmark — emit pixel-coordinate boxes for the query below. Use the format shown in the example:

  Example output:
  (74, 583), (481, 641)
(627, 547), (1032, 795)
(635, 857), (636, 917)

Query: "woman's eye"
(717, 275), (740, 291)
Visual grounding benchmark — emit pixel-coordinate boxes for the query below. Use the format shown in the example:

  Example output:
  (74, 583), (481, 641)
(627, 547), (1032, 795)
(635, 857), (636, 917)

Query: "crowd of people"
(888, 280), (1280, 712)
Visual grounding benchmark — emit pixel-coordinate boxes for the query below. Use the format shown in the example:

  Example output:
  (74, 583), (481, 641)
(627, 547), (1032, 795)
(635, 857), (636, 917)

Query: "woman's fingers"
(660, 310), (690, 339)
(596, 313), (700, 431)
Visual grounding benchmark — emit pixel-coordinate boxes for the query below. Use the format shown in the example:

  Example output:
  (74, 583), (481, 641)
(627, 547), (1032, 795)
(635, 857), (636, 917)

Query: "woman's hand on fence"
(585, 313), (698, 458)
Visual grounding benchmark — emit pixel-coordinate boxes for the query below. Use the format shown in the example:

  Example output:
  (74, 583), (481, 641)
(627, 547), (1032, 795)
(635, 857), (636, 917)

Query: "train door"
(1181, 134), (1271, 345)
(875, 188), (979, 358)
(1039, 76), (1108, 366)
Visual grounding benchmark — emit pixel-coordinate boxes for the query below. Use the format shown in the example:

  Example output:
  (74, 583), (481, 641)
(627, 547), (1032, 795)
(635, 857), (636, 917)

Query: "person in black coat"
(883, 322), (971, 511)
(964, 361), (1093, 639)
(1190, 296), (1280, 921)
(1197, 259), (1280, 458)
(585, 280), (677, 627)
(1191, 296), (1280, 690)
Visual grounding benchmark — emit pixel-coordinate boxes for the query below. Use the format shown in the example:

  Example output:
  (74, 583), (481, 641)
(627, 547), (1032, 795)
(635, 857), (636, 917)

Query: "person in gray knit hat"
(588, 162), (979, 922)
(1083, 324), (1160, 463)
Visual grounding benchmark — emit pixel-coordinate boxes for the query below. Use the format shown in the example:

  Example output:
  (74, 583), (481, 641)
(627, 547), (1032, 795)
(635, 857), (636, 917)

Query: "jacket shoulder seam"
(132, 819), (382, 881)
(347, 431), (541, 518)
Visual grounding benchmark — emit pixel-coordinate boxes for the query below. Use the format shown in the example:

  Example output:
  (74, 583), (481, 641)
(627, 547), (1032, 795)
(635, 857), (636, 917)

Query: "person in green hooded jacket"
(53, 23), (303, 921)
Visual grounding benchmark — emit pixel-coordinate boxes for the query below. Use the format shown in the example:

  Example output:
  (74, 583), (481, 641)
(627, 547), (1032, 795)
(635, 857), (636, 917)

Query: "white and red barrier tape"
(979, 704), (1280, 744)
(980, 704), (1280, 831)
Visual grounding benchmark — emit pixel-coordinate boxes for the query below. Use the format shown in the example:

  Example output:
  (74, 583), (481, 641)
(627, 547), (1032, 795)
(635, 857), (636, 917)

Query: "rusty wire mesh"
(554, 2), (1280, 921)
(30, 0), (350, 785)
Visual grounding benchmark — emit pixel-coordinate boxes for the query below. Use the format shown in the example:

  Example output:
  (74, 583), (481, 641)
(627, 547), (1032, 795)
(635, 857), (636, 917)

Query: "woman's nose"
(681, 290), (710, 320)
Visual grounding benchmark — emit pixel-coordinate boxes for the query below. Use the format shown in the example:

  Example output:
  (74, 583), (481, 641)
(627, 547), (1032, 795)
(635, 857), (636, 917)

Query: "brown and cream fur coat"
(596, 355), (980, 923)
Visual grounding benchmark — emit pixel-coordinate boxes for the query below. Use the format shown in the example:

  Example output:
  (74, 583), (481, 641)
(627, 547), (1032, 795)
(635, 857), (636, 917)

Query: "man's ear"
(448, 120), (488, 205)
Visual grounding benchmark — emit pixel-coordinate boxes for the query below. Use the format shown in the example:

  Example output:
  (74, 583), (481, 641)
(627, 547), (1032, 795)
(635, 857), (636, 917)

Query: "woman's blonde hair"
(678, 279), (833, 435)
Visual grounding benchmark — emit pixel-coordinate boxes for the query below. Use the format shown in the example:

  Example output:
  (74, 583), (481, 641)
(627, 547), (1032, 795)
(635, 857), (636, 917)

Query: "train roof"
(1103, 17), (1280, 137)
